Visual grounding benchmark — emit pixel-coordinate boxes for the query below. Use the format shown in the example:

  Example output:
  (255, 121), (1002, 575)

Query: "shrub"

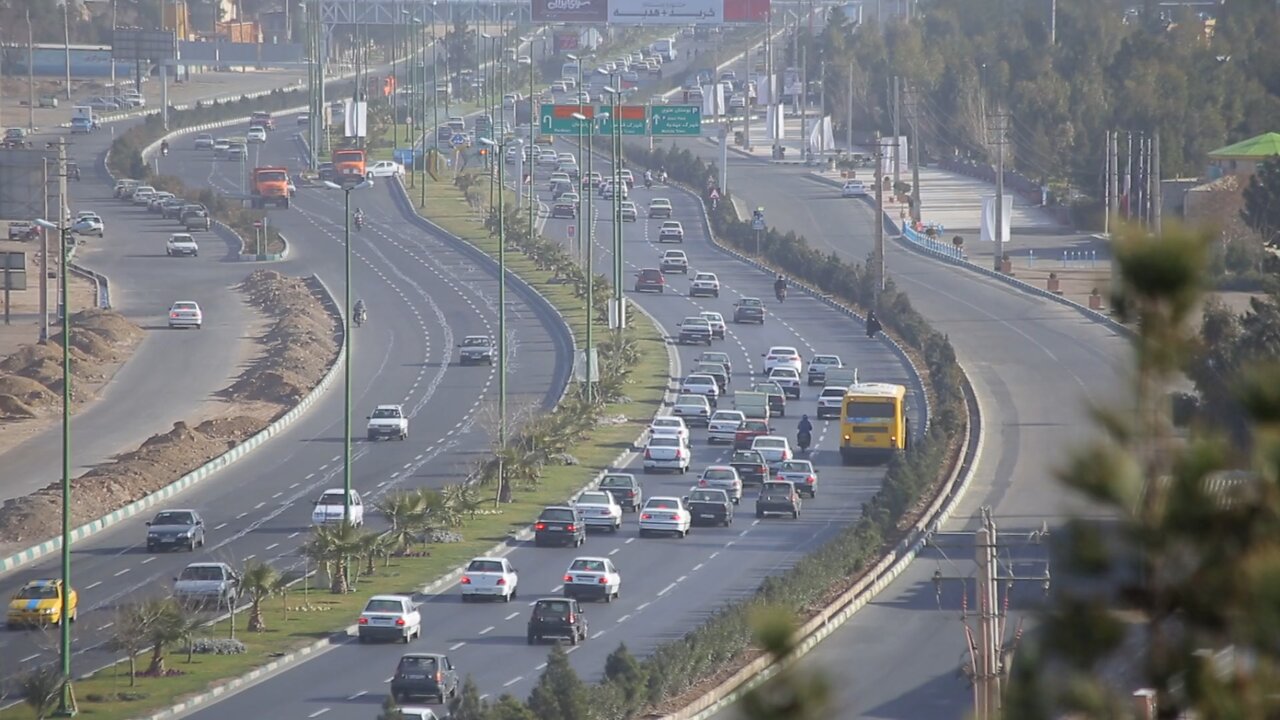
(186, 637), (248, 655)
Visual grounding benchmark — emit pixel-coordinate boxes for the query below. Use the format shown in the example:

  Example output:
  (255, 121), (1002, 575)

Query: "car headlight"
(42, 608), (57, 614)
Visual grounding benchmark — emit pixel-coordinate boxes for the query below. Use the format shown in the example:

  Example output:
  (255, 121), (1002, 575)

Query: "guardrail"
(67, 262), (111, 309)
(0, 274), (344, 576)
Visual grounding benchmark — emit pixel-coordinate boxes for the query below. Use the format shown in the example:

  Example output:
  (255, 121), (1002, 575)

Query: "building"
(1205, 132), (1280, 181)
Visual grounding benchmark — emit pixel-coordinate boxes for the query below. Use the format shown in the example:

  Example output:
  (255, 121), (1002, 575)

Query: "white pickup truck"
(166, 233), (199, 257)
(366, 404), (409, 440)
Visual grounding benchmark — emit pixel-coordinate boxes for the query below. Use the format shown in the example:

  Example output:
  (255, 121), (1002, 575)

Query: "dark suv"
(686, 488), (733, 526)
(534, 506), (586, 547)
(730, 449), (769, 485)
(756, 480), (801, 519)
(389, 652), (459, 704)
(527, 597), (588, 645)
(733, 297), (766, 324)
(599, 473), (643, 512)
(634, 268), (666, 293)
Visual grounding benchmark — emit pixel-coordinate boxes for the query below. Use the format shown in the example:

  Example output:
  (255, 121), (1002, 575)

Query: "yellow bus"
(839, 382), (909, 465)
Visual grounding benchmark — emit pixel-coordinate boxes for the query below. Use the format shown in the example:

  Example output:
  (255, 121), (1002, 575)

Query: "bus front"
(839, 385), (906, 465)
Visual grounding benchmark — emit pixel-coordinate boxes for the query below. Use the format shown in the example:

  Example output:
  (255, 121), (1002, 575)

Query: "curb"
(803, 171), (1136, 339)
(137, 175), (680, 720)
(666, 369), (985, 720)
(0, 275), (345, 576)
(58, 81), (306, 129)
(236, 232), (290, 262)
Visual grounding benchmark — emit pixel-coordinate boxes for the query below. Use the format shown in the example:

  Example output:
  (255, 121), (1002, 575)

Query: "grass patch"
(0, 165), (669, 720)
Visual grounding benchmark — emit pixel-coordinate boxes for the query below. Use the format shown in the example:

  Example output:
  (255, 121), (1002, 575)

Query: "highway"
(173, 128), (926, 718)
(686, 156), (1131, 719)
(0, 113), (570, 687)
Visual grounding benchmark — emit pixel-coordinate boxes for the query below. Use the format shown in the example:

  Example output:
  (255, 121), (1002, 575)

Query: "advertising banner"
(607, 0), (769, 24)
(533, 0), (609, 23)
(553, 30), (580, 51)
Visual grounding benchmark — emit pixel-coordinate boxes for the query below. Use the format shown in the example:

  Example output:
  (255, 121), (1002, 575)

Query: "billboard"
(554, 30), (580, 51)
(607, 0), (769, 24)
(533, 0), (609, 23)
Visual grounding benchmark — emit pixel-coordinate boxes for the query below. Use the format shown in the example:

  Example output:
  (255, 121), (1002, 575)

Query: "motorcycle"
(796, 430), (812, 453)
(161, 145), (169, 157)
(353, 306), (367, 327)
(775, 286), (787, 303)
(644, 178), (653, 190)
(354, 215), (364, 231)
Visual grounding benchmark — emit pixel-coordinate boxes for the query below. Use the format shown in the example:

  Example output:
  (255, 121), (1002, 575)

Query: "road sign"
(540, 104), (594, 135)
(450, 133), (467, 147)
(596, 105), (647, 136)
(567, 224), (576, 237)
(652, 105), (703, 136)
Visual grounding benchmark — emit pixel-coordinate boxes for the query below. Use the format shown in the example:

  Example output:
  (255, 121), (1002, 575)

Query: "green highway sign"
(595, 105), (648, 136)
(539, 104), (593, 135)
(651, 105), (703, 136)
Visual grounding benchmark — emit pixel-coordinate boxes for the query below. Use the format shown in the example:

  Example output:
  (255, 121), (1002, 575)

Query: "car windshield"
(639, 270), (662, 280)
(761, 487), (791, 498)
(171, 235), (193, 243)
(771, 369), (798, 377)
(535, 601), (571, 618)
(711, 412), (742, 422)
(462, 337), (490, 347)
(178, 566), (225, 581)
(755, 439), (785, 449)
(16, 585), (58, 600)
(467, 560), (504, 573)
(316, 492), (346, 506)
(733, 451), (764, 462)
(677, 395), (706, 406)
(577, 492), (611, 505)
(399, 656), (438, 671)
(646, 498), (679, 509)
(704, 469), (736, 480)
(540, 508), (575, 522)
(653, 419), (682, 429)
(740, 298), (762, 308)
(364, 599), (404, 613)
(696, 274), (715, 281)
(701, 313), (723, 322)
(690, 490), (723, 502)
(649, 437), (679, 447)
(662, 222), (680, 229)
(152, 512), (194, 525)
(372, 408), (401, 419)
(600, 477), (632, 490)
(686, 376), (712, 385)
(173, 303), (197, 311)
(769, 348), (798, 356)
(569, 559), (607, 572)
(742, 421), (768, 432)
(780, 461), (812, 473)
(684, 319), (709, 327)
(815, 356), (839, 365)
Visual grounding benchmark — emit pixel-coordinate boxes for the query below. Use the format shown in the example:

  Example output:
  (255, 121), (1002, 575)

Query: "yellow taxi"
(6, 579), (77, 628)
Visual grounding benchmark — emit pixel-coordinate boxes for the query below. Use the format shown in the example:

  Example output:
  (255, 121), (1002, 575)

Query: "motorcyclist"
(353, 208), (365, 229)
(160, 140), (170, 156)
(774, 274), (787, 302)
(865, 309), (883, 339)
(658, 168), (668, 184)
(644, 169), (653, 189)
(353, 299), (367, 326)
(796, 414), (813, 451)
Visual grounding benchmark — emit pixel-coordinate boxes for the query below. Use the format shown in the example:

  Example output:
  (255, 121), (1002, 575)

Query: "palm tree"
(240, 560), (279, 632)
(302, 522), (363, 594)
(375, 491), (424, 555)
(416, 487), (461, 536)
(356, 529), (391, 576)
(19, 666), (61, 720)
(142, 597), (187, 675)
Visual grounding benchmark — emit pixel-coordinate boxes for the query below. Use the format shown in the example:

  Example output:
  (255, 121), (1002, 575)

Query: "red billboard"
(532, 0), (609, 23)
(554, 30), (580, 50)
(722, 0), (770, 23)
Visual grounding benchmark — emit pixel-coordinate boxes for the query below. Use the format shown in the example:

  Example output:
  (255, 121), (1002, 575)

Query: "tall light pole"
(573, 112), (597, 405)
(322, 179), (373, 523)
(34, 213), (75, 716)
(602, 82), (624, 333)
(479, 137), (508, 506)
(520, 54), (535, 245)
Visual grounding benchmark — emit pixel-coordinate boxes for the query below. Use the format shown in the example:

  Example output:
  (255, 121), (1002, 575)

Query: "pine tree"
(449, 677), (486, 720)
(487, 694), (536, 720)
(603, 643), (649, 712)
(736, 606), (831, 720)
(526, 645), (590, 720)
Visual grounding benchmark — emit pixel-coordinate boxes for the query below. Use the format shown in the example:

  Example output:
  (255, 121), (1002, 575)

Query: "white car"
(367, 160), (405, 178)
(698, 465), (744, 503)
(671, 393), (711, 427)
(638, 497), (692, 538)
(573, 490), (623, 532)
(681, 374), (720, 405)
(776, 459), (819, 498)
(660, 250), (689, 274)
(563, 556), (621, 602)
(649, 416), (690, 445)
(131, 186), (156, 205)
(212, 138), (231, 156)
(71, 213), (104, 237)
(311, 488), (364, 526)
(841, 179), (868, 197)
(166, 233), (199, 257)
(460, 556), (519, 602)
(396, 708), (442, 720)
(548, 172), (571, 188)
(658, 221), (684, 243)
(700, 311), (726, 339)
(246, 126), (267, 144)
(689, 272), (720, 298)
(168, 300), (202, 329)
(643, 434), (690, 473)
(807, 354), (843, 386)
(367, 404), (409, 440)
(768, 367), (802, 399)
(763, 346), (803, 374)
(193, 134), (215, 150)
(707, 410), (744, 444)
(648, 198), (673, 218)
(357, 594), (422, 642)
(817, 385), (847, 419)
(751, 435), (793, 468)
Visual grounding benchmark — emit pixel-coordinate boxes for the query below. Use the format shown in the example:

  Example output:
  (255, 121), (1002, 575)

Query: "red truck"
(250, 167), (291, 209)
(249, 111), (276, 132)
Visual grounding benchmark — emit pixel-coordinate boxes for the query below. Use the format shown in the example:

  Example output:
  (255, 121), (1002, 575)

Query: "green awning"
(1208, 132), (1280, 159)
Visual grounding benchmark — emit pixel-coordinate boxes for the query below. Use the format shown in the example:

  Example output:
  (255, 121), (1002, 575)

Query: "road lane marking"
(20, 654), (40, 663)
(608, 548), (620, 556)
(288, 531), (301, 539)
(214, 523), (228, 530)
(113, 568), (130, 577)
(308, 709), (330, 718)
(591, 630), (604, 639)
(97, 622), (112, 631)
(637, 602), (650, 611)
(304, 474), (315, 480)
(236, 512), (248, 520)
(617, 614), (631, 623)
(347, 691), (366, 701)
(709, 551), (719, 559)
(536, 662), (547, 670)
(255, 502), (267, 510)
(503, 677), (523, 688)
(384, 676), (394, 683)
(243, 554), (255, 561)
(739, 529), (750, 537)
(449, 641), (466, 650)
(552, 584), (563, 592)
(752, 519), (761, 526)
(658, 583), (676, 596)
(504, 612), (519, 620)
(726, 541), (736, 547)
(266, 543), (279, 551)
(624, 538), (635, 544)
(141, 557), (155, 564)
(85, 581), (102, 590)
(677, 575), (687, 583)
(479, 626), (494, 635)
(692, 563), (704, 571)
(331, 455), (341, 462)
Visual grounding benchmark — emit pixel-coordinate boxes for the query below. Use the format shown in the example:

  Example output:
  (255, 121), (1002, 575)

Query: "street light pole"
(573, 111), (595, 405)
(480, 138), (508, 506)
(526, 49), (535, 246)
(604, 83), (624, 333)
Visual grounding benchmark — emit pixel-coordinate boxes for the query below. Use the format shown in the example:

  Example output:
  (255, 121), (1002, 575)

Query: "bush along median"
(433, 145), (973, 719)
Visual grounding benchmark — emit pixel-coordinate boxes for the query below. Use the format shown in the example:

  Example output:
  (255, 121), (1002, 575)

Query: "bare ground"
(0, 270), (339, 553)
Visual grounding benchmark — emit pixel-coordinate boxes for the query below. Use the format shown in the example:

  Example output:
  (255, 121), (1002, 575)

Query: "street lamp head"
(566, 53), (578, 61)
(479, 137), (497, 148)
(570, 112), (587, 121)
(34, 218), (59, 232)
(602, 85), (619, 95)
(354, 179), (374, 190)
(322, 180), (343, 190)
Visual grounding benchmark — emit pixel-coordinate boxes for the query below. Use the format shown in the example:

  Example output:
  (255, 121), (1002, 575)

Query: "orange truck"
(251, 167), (291, 209)
(332, 149), (367, 185)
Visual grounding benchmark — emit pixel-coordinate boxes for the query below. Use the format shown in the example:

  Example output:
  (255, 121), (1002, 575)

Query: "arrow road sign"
(651, 105), (703, 136)
(540, 104), (594, 135)
(450, 133), (467, 146)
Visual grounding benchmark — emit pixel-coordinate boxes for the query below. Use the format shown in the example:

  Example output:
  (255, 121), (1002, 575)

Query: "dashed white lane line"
(536, 662), (547, 671)
(331, 455), (341, 462)
(255, 502), (267, 510)
(265, 543), (279, 551)
(288, 531), (301, 539)
(503, 676), (523, 688)
(551, 584), (563, 592)
(752, 519), (761, 526)
(85, 581), (102, 590)
(591, 630), (605, 639)
(637, 602), (651, 611)
(113, 568), (130, 577)
(624, 538), (635, 544)
(479, 626), (495, 635)
(97, 622), (113, 631)
(504, 612), (520, 620)
(384, 676), (395, 683)
(304, 473), (315, 480)
(726, 540), (736, 548)
(677, 575), (688, 583)
(214, 522), (228, 530)
(449, 641), (466, 650)
(617, 614), (631, 623)
(608, 548), (620, 556)
(243, 554), (256, 561)
(20, 654), (39, 663)
(347, 691), (367, 701)
(308, 709), (330, 718)
(739, 529), (750, 537)
(141, 557), (155, 564)
(692, 563), (704, 571)
(658, 583), (676, 596)
(709, 551), (719, 559)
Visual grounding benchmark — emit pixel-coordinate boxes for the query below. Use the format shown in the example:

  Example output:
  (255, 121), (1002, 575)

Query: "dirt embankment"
(0, 271), (340, 551)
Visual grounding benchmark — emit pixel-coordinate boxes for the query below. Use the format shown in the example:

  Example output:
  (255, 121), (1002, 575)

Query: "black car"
(66, 161), (81, 181)
(145, 509), (206, 552)
(694, 363), (729, 392)
(527, 597), (588, 645)
(534, 506), (586, 547)
(756, 480), (801, 519)
(551, 202), (576, 219)
(733, 297), (766, 324)
(317, 162), (336, 182)
(686, 488), (733, 527)
(678, 319), (713, 346)
(161, 198), (187, 219)
(599, 473), (643, 512)
(389, 653), (459, 704)
(730, 449), (769, 485)
(634, 268), (665, 293)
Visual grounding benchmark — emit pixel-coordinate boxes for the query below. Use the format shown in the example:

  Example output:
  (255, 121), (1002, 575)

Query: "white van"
(652, 39), (677, 62)
(561, 61), (580, 81)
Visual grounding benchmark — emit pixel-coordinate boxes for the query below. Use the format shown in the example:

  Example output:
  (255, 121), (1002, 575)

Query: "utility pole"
(908, 85), (921, 223)
(990, 110), (1008, 272)
(818, 58), (826, 159)
(873, 132), (886, 295)
(1107, 130), (1119, 234)
(1049, 0), (1057, 45)
(1151, 130), (1162, 236)
(799, 44), (807, 160)
(846, 62), (854, 152)
(63, 0), (73, 100)
(27, 8), (36, 130)
(743, 41), (751, 151)
(892, 75), (901, 187)
(1125, 131), (1133, 221)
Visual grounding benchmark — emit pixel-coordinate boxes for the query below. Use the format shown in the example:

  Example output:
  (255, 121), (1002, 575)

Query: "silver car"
(697, 465), (743, 504)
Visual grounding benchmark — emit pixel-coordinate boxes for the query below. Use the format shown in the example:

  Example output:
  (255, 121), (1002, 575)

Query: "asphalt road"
(687, 154), (1132, 719)
(0, 73), (306, 505)
(0, 116), (570, 690)
(171, 129), (926, 719)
